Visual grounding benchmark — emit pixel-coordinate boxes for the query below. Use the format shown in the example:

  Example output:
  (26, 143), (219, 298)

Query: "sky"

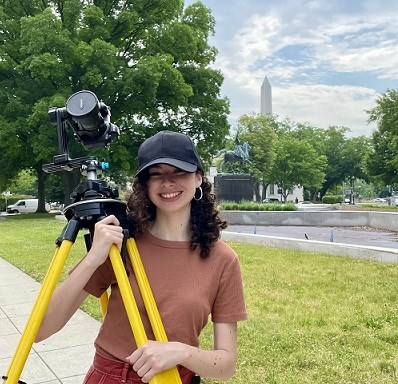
(185, 0), (398, 137)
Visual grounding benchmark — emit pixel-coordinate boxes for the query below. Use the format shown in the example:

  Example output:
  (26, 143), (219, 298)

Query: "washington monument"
(260, 76), (272, 115)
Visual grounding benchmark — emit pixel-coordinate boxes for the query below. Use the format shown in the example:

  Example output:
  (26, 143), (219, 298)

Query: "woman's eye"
(148, 169), (187, 178)
(149, 172), (161, 177)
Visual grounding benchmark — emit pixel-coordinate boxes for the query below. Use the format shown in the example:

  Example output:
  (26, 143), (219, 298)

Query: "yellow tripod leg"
(99, 291), (109, 318)
(108, 245), (148, 346)
(108, 245), (182, 384)
(126, 238), (182, 383)
(126, 238), (168, 341)
(5, 240), (73, 384)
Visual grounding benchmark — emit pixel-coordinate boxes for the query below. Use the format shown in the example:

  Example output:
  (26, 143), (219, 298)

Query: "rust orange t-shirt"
(83, 231), (247, 361)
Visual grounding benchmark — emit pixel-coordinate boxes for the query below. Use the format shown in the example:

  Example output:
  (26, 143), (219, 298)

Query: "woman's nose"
(160, 173), (175, 185)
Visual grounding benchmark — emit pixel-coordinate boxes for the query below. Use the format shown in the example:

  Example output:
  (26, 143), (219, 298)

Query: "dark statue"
(216, 135), (251, 167)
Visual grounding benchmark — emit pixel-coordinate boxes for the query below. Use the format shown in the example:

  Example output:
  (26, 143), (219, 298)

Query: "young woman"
(36, 130), (247, 384)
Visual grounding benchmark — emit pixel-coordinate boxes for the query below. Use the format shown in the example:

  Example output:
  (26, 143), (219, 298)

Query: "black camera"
(48, 90), (119, 150)
(43, 91), (120, 173)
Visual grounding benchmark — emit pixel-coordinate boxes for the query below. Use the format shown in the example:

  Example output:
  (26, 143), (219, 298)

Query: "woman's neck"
(149, 210), (191, 241)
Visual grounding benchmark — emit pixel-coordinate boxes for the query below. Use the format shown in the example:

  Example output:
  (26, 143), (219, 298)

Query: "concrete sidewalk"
(0, 257), (101, 384)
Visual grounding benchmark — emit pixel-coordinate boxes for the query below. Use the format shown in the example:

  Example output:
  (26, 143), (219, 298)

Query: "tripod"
(3, 160), (182, 384)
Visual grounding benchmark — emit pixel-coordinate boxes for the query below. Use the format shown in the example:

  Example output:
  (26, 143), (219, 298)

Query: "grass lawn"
(1, 214), (398, 383)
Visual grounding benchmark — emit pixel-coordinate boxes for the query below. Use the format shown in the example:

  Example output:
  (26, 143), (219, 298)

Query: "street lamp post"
(342, 181), (345, 203)
(350, 176), (355, 205)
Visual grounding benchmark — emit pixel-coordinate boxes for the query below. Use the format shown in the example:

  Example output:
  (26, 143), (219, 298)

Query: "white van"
(6, 199), (50, 214)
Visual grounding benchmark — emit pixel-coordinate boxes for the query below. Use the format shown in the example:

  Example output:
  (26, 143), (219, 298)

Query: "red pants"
(83, 352), (195, 384)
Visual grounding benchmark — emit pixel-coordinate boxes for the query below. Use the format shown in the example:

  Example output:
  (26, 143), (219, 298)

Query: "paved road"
(227, 225), (398, 249)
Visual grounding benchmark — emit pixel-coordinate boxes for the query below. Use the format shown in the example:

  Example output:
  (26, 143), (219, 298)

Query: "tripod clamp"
(50, 157), (128, 243)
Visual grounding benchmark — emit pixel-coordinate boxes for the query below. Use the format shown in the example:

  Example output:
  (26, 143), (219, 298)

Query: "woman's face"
(146, 164), (202, 213)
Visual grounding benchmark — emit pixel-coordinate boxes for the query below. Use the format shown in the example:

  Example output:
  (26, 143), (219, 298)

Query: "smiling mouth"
(160, 191), (182, 199)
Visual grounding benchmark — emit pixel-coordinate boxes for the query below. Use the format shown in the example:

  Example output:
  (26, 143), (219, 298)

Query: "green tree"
(316, 127), (348, 199)
(235, 114), (277, 201)
(366, 130), (396, 188)
(286, 122), (330, 199)
(341, 136), (371, 181)
(367, 89), (398, 188)
(259, 118), (371, 200)
(292, 124), (371, 198)
(309, 126), (371, 199)
(269, 136), (327, 202)
(0, 0), (229, 210)
(8, 170), (37, 196)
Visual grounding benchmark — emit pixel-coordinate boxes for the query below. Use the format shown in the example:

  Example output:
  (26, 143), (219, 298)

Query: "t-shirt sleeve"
(70, 256), (115, 298)
(211, 255), (247, 323)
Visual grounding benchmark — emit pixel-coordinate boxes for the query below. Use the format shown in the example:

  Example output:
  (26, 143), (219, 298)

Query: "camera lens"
(66, 90), (101, 131)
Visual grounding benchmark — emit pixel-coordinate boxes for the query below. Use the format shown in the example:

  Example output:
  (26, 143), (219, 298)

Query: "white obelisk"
(260, 76), (272, 115)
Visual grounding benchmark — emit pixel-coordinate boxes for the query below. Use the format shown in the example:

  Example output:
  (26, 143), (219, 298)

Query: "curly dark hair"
(126, 172), (227, 258)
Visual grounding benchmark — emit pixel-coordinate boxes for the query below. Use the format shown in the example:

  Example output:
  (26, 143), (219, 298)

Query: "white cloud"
(273, 84), (378, 135)
(229, 8), (398, 79)
(234, 15), (281, 60)
(314, 40), (398, 78)
(310, 14), (398, 78)
(233, 13), (325, 63)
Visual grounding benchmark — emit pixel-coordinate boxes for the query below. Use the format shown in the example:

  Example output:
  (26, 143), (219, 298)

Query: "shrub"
(219, 201), (297, 211)
(322, 195), (343, 204)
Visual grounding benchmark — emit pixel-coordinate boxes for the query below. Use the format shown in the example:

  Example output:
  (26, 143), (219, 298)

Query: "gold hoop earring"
(193, 186), (203, 201)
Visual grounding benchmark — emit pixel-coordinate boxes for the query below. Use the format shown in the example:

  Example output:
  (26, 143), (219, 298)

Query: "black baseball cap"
(136, 130), (204, 176)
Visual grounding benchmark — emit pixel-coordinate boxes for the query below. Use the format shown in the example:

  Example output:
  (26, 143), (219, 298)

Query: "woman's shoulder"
(209, 239), (239, 261)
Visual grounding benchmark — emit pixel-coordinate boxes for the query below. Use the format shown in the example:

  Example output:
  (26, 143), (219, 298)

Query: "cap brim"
(136, 158), (198, 176)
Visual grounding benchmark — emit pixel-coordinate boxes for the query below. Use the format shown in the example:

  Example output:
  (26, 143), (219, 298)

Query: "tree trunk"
(262, 182), (269, 201)
(253, 181), (261, 202)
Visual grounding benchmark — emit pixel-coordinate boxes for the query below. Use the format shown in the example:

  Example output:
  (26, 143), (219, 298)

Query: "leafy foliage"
(219, 201), (297, 211)
(269, 135), (327, 201)
(322, 195), (343, 204)
(0, 0), (229, 204)
(367, 89), (398, 187)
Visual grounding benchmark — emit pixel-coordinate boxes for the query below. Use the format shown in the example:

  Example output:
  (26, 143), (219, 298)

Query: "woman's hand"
(126, 341), (187, 383)
(86, 215), (124, 268)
